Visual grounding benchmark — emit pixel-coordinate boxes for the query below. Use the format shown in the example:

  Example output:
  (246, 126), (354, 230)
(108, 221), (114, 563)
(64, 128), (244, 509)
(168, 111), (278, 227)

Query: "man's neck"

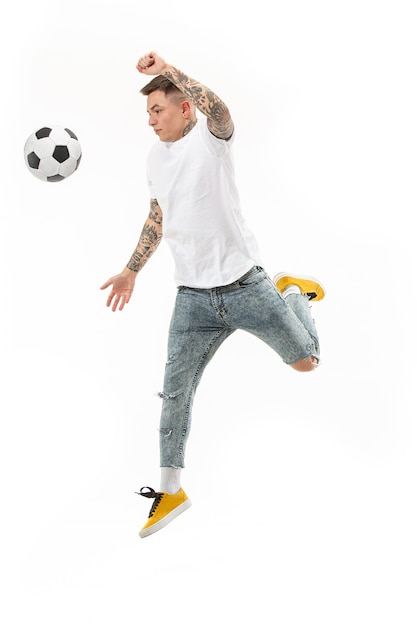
(183, 119), (197, 137)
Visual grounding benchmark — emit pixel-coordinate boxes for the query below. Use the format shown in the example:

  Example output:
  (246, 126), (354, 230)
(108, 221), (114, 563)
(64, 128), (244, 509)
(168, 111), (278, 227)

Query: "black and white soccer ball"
(24, 125), (82, 182)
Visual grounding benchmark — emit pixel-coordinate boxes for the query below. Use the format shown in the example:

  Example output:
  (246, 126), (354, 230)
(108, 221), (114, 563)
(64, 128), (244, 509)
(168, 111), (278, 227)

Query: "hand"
(136, 51), (168, 76)
(100, 268), (137, 312)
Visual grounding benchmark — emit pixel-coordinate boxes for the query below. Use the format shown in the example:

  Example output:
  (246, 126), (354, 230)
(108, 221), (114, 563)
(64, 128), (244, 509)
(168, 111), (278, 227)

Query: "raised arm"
(100, 199), (163, 311)
(137, 51), (234, 140)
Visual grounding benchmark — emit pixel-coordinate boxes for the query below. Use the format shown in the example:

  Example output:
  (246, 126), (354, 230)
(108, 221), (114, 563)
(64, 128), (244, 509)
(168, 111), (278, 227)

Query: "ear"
(181, 100), (192, 118)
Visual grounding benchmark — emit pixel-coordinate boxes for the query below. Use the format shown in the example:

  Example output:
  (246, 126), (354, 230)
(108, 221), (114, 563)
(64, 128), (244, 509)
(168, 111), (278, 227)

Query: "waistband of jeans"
(177, 266), (264, 292)
(236, 265), (264, 283)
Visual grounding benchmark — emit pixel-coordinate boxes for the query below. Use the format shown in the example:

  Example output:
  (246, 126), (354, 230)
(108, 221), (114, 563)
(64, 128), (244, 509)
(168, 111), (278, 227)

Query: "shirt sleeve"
(199, 116), (235, 157)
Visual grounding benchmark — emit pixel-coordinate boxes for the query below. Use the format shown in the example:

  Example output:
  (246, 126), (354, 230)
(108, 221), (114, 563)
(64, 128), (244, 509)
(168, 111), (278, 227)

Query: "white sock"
(282, 284), (302, 298)
(160, 467), (182, 494)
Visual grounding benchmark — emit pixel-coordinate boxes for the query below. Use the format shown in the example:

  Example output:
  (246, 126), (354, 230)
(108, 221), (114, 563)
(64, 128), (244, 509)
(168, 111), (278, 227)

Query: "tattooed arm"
(100, 199), (163, 311)
(136, 51), (234, 140)
(127, 199), (163, 272)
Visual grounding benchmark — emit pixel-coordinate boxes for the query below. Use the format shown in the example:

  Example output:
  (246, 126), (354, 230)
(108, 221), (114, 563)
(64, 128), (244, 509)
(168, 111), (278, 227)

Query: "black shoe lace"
(135, 486), (164, 518)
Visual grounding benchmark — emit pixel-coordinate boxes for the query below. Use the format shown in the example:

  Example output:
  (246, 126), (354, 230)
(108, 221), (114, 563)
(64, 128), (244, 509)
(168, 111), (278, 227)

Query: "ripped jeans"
(158, 266), (320, 468)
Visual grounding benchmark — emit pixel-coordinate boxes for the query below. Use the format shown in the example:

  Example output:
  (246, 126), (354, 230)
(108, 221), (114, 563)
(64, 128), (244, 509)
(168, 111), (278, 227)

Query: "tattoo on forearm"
(127, 202), (163, 272)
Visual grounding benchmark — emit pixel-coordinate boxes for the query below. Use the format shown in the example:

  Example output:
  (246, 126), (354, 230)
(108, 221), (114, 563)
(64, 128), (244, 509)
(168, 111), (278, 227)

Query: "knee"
(290, 356), (318, 372)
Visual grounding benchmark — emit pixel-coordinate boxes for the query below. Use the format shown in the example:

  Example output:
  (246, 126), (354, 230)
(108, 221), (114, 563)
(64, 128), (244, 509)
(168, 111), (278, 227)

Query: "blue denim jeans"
(158, 266), (320, 468)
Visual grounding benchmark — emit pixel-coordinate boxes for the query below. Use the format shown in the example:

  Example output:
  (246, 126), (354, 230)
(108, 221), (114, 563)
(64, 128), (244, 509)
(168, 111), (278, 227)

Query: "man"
(101, 51), (325, 538)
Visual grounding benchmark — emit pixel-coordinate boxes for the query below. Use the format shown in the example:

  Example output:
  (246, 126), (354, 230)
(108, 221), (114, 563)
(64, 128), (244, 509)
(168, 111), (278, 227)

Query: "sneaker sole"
(139, 498), (192, 538)
(273, 272), (325, 301)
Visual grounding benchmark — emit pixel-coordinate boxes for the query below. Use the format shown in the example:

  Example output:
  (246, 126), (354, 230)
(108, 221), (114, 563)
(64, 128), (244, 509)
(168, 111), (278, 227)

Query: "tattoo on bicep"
(208, 102), (234, 138)
(165, 68), (233, 138)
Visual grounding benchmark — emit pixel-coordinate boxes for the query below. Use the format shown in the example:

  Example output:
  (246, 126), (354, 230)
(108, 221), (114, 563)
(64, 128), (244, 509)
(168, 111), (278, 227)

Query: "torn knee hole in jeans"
(166, 353), (176, 365)
(159, 428), (173, 438)
(158, 391), (175, 400)
(157, 389), (182, 400)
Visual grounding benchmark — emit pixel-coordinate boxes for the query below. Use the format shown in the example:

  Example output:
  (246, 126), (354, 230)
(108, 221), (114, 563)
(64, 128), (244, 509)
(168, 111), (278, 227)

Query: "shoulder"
(198, 117), (235, 152)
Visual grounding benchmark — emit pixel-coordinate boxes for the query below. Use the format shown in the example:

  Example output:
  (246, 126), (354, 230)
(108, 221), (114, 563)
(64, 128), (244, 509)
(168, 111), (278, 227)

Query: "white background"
(1, 1), (416, 623)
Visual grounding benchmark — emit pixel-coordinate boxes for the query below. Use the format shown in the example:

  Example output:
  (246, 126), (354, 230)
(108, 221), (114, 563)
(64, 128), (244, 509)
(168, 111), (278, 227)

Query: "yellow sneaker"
(137, 486), (191, 538)
(273, 272), (326, 302)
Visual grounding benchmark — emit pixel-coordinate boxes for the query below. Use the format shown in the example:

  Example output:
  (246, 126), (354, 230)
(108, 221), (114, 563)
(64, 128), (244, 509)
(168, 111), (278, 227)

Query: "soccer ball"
(24, 125), (82, 182)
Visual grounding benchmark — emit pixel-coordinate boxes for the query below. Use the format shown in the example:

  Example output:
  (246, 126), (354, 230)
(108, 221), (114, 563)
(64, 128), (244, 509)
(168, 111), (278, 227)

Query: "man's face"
(146, 90), (187, 142)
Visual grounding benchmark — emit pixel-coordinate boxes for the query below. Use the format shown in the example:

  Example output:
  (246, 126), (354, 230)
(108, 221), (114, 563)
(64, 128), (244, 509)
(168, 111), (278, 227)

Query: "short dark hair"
(140, 75), (183, 99)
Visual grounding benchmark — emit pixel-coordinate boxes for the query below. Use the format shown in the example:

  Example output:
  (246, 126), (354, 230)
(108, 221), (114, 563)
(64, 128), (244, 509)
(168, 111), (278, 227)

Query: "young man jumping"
(101, 51), (325, 538)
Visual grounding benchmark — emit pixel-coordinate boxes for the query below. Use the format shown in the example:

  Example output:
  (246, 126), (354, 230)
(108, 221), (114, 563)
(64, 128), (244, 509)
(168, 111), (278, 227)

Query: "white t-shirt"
(147, 117), (262, 288)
